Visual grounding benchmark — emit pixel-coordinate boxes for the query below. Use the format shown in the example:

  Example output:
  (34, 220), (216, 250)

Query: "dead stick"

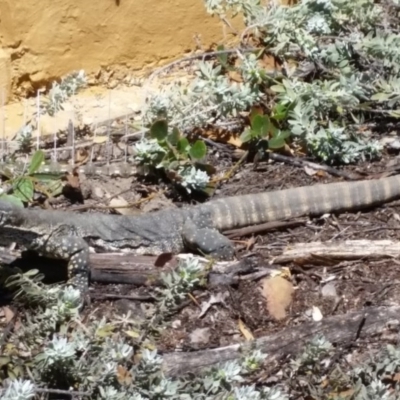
(274, 239), (400, 264)
(162, 305), (399, 376)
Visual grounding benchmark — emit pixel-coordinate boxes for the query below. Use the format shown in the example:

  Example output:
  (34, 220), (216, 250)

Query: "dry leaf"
(304, 166), (318, 176)
(65, 171), (81, 189)
(202, 127), (243, 148)
(393, 372), (400, 382)
(75, 148), (90, 164)
(93, 136), (109, 144)
(109, 197), (138, 216)
(261, 276), (294, 320)
(228, 70), (243, 83)
(245, 236), (256, 251)
(2, 306), (15, 323)
(124, 330), (140, 339)
(198, 292), (228, 318)
(116, 365), (133, 385)
(238, 318), (254, 341)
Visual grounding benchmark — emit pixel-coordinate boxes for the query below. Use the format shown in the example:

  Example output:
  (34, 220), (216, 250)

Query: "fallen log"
(162, 304), (400, 376)
(0, 248), (263, 287)
(274, 239), (400, 264)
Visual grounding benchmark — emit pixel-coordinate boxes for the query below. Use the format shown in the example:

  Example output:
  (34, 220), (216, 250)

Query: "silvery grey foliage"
(204, 0), (262, 23)
(289, 335), (334, 374)
(233, 384), (288, 400)
(40, 336), (76, 366)
(0, 379), (36, 400)
(144, 0), (398, 166)
(133, 138), (167, 165)
(359, 32), (400, 75)
(167, 0), (394, 165)
(44, 69), (87, 116)
(133, 138), (209, 193)
(157, 256), (204, 311)
(204, 0), (398, 164)
(16, 124), (34, 152)
(15, 70), (87, 151)
(144, 60), (262, 130)
(178, 166), (210, 193)
(354, 379), (398, 400)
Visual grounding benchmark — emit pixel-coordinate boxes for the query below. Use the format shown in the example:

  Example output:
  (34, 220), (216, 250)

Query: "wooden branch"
(0, 248), (259, 287)
(162, 305), (400, 376)
(274, 239), (400, 264)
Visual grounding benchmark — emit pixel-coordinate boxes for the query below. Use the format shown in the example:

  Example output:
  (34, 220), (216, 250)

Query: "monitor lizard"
(1, 175), (400, 300)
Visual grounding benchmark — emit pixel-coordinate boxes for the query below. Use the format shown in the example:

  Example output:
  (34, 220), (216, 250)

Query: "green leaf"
(31, 172), (64, 181)
(268, 130), (291, 149)
(249, 107), (263, 124)
(28, 150), (45, 174)
(389, 110), (400, 118)
(217, 44), (228, 66)
(43, 180), (63, 197)
(272, 103), (288, 121)
(177, 137), (190, 153)
(277, 130), (291, 140)
(13, 178), (34, 202)
(240, 128), (255, 143)
(150, 120), (168, 141)
(268, 137), (286, 149)
(0, 356), (11, 367)
(189, 140), (207, 160)
(371, 93), (391, 102)
(270, 84), (286, 93)
(168, 127), (181, 145)
(0, 194), (24, 208)
(168, 160), (179, 170)
(252, 115), (270, 137)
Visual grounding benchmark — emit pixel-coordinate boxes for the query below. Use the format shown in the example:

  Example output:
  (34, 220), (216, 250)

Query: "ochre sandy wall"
(0, 0), (232, 102)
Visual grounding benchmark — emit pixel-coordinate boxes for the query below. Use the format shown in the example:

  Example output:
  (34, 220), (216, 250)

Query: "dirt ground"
(61, 143), (400, 369)
(3, 130), (400, 390)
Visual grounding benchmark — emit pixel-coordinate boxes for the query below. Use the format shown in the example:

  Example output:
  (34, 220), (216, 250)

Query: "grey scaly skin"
(1, 175), (400, 298)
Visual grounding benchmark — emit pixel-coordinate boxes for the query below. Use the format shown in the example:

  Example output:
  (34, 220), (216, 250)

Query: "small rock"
(171, 320), (182, 329)
(142, 196), (175, 213)
(321, 282), (338, 298)
(108, 79), (119, 89)
(92, 186), (104, 199)
(189, 328), (211, 344)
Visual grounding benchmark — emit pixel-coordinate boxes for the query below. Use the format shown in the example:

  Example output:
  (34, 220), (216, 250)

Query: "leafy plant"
(142, 0), (397, 165)
(239, 107), (291, 163)
(0, 150), (64, 206)
(134, 120), (212, 194)
(240, 109), (291, 150)
(15, 70), (87, 154)
(0, 261), (287, 400)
